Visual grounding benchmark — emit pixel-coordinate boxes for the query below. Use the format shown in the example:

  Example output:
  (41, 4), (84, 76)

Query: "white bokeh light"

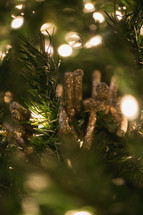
(116, 11), (123, 21)
(85, 35), (102, 48)
(140, 25), (143, 36)
(65, 210), (92, 215)
(93, 12), (105, 23)
(58, 44), (73, 57)
(65, 32), (82, 48)
(15, 4), (23, 10)
(11, 16), (24, 29)
(83, 3), (95, 13)
(40, 22), (56, 35)
(121, 95), (139, 120)
(45, 40), (54, 55)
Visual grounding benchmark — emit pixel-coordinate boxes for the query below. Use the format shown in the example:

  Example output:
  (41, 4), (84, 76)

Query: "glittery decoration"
(84, 112), (97, 150)
(117, 115), (128, 137)
(92, 70), (101, 98)
(59, 102), (71, 135)
(64, 72), (75, 119)
(109, 76), (118, 107)
(9, 101), (31, 122)
(83, 98), (106, 112)
(96, 82), (109, 101)
(73, 69), (84, 113)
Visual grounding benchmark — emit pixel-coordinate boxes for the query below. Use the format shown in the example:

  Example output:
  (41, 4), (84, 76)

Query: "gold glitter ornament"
(64, 72), (75, 119)
(84, 112), (97, 149)
(92, 70), (101, 98)
(73, 69), (84, 113)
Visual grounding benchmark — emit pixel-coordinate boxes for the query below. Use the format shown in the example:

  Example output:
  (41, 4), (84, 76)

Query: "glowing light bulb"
(93, 12), (105, 23)
(65, 32), (82, 48)
(121, 95), (139, 120)
(116, 11), (123, 20)
(85, 35), (102, 48)
(58, 44), (72, 57)
(15, 4), (23, 10)
(11, 16), (24, 29)
(140, 25), (143, 36)
(83, 3), (95, 13)
(40, 23), (56, 35)
(65, 210), (92, 215)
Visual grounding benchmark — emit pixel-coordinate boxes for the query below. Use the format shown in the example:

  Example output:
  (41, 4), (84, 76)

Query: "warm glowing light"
(140, 25), (143, 36)
(24, 174), (49, 191)
(4, 91), (13, 103)
(45, 40), (54, 55)
(84, 3), (95, 13)
(116, 11), (123, 20)
(40, 22), (56, 35)
(65, 210), (92, 215)
(121, 95), (139, 120)
(58, 44), (72, 57)
(0, 51), (6, 60)
(15, 4), (23, 10)
(11, 16), (24, 29)
(65, 32), (82, 48)
(93, 12), (105, 23)
(85, 35), (102, 48)
(22, 197), (40, 214)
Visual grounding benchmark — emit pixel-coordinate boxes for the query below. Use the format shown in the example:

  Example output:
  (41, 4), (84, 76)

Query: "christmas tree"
(0, 0), (143, 214)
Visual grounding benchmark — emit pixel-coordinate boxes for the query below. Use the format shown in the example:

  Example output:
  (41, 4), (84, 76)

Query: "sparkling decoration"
(11, 16), (24, 29)
(58, 44), (73, 57)
(121, 95), (139, 120)
(59, 69), (137, 149)
(93, 12), (105, 23)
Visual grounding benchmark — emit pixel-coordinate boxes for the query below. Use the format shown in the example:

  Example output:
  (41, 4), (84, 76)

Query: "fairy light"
(45, 40), (54, 55)
(83, 3), (95, 13)
(58, 44), (73, 57)
(84, 35), (102, 48)
(65, 210), (92, 215)
(15, 4), (23, 10)
(116, 11), (123, 21)
(4, 91), (13, 103)
(140, 25), (143, 36)
(11, 16), (24, 29)
(121, 95), (139, 120)
(65, 32), (82, 48)
(40, 22), (56, 35)
(93, 12), (105, 23)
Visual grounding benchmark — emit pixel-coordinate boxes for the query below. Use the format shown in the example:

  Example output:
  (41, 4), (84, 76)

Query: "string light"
(65, 210), (92, 215)
(84, 35), (102, 48)
(83, 2), (95, 13)
(58, 44), (73, 57)
(140, 25), (143, 36)
(65, 32), (82, 48)
(121, 95), (139, 120)
(116, 11), (123, 21)
(45, 40), (54, 55)
(11, 16), (24, 29)
(40, 22), (56, 35)
(93, 12), (105, 23)
(15, 4), (23, 10)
